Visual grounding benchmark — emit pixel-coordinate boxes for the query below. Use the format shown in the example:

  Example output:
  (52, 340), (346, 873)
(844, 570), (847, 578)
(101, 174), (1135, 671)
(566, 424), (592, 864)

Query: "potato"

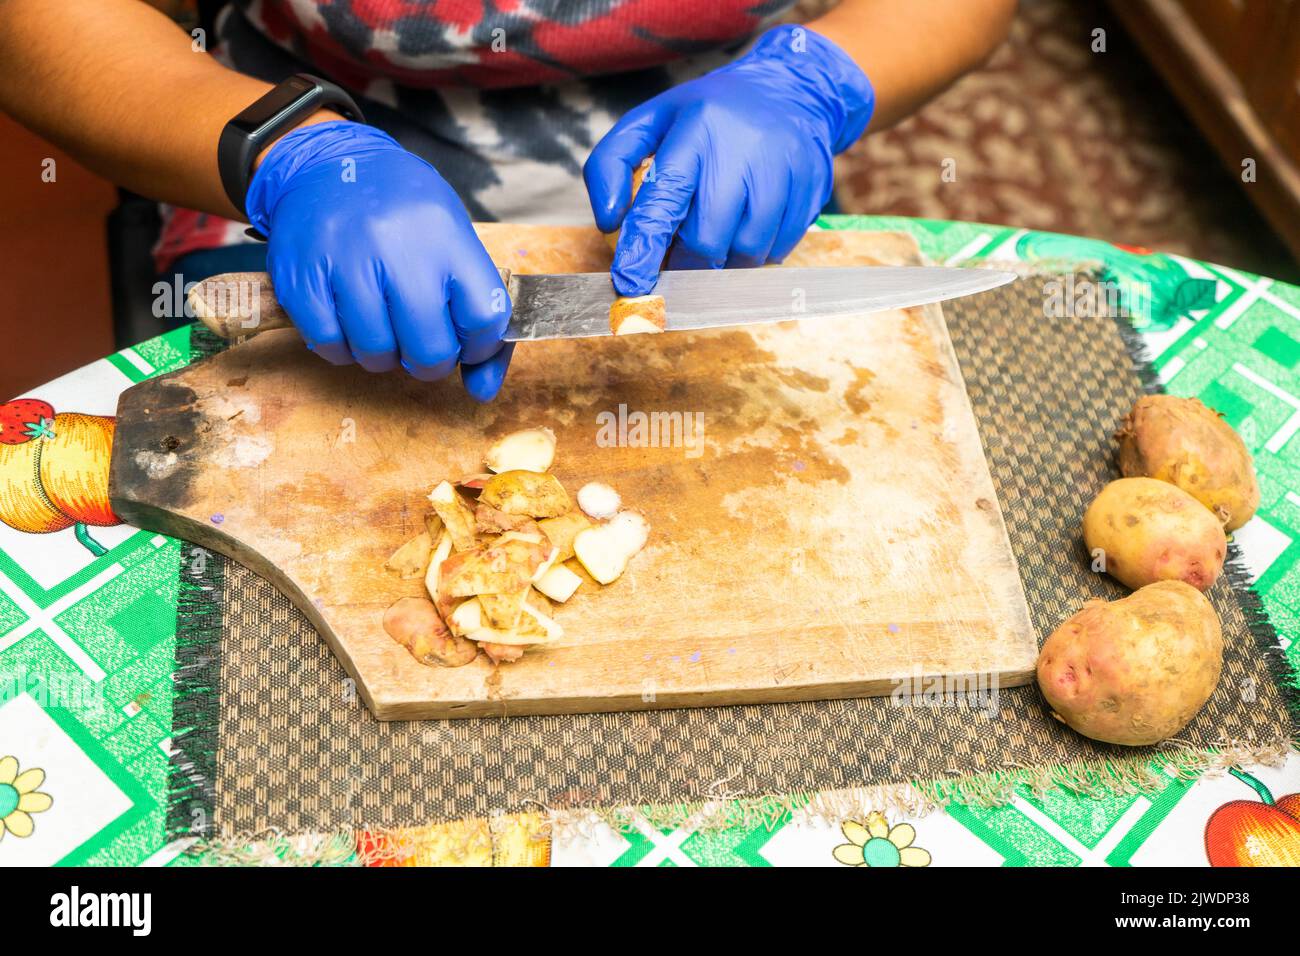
(480, 470), (571, 517)
(382, 597), (478, 667)
(1083, 477), (1226, 591)
(1036, 581), (1222, 745)
(1117, 395), (1259, 531)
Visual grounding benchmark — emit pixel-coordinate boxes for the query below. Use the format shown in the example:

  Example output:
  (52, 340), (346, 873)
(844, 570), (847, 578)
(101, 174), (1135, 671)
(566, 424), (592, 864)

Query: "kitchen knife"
(187, 266), (1016, 342)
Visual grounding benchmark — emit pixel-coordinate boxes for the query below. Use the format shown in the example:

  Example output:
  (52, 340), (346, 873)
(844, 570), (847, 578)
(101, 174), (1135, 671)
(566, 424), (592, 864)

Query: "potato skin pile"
(1082, 477), (1226, 591)
(1117, 395), (1259, 531)
(1036, 581), (1223, 746)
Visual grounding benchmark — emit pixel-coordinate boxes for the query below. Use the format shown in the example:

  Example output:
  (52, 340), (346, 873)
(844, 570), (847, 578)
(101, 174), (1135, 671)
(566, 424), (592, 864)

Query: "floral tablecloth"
(1, 215), (1296, 867)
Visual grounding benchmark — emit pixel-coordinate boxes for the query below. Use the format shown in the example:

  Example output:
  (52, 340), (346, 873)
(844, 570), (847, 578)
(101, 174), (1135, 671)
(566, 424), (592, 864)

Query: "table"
(2, 215), (1296, 866)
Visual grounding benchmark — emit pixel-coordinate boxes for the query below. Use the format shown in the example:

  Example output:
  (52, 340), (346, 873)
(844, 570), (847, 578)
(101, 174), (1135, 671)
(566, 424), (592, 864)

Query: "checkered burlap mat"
(171, 273), (1295, 836)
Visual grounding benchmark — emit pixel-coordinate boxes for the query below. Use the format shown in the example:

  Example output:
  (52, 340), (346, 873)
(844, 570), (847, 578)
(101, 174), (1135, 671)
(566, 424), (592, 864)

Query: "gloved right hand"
(245, 121), (513, 401)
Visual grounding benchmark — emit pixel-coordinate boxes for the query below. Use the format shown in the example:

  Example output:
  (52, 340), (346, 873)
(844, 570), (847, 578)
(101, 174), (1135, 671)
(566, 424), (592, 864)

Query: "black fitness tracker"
(217, 73), (364, 223)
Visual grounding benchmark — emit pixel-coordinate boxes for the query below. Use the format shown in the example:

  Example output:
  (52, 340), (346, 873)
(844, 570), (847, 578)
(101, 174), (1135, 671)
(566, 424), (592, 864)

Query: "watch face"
(232, 76), (319, 141)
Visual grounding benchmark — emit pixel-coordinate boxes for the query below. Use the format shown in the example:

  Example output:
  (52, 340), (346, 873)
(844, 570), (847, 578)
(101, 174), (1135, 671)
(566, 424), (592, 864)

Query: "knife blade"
(506, 266), (1016, 341)
(186, 266), (1015, 342)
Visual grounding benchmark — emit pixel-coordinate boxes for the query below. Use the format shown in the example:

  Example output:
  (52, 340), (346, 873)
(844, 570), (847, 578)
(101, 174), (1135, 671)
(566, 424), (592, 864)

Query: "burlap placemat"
(168, 272), (1297, 840)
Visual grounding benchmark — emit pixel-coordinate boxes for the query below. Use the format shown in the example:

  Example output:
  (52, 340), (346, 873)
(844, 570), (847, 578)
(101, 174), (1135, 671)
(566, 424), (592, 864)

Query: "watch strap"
(218, 73), (364, 222)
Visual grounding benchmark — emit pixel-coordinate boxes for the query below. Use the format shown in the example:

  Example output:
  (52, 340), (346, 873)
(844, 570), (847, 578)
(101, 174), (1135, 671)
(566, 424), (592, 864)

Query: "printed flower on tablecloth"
(833, 812), (930, 867)
(0, 755), (52, 840)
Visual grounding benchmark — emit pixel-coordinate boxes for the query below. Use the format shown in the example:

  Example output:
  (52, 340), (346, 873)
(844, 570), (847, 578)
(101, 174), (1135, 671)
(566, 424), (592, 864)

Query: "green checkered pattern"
(1, 221), (1295, 867)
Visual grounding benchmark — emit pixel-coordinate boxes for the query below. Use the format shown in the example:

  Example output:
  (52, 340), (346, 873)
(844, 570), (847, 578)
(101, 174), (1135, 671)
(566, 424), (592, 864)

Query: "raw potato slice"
(485, 427), (557, 474)
(382, 596), (477, 667)
(534, 563), (582, 603)
(480, 470), (571, 517)
(607, 510), (650, 555)
(577, 482), (621, 519)
(610, 295), (666, 335)
(384, 529), (433, 579)
(573, 510), (650, 585)
(538, 511), (593, 562)
(428, 480), (479, 551)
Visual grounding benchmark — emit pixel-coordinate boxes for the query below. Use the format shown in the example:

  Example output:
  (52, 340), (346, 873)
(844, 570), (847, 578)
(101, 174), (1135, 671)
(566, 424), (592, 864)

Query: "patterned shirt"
(154, 0), (796, 272)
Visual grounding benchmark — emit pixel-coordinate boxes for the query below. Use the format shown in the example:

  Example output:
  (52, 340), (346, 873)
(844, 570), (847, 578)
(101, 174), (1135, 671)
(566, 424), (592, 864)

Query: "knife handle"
(186, 268), (516, 341)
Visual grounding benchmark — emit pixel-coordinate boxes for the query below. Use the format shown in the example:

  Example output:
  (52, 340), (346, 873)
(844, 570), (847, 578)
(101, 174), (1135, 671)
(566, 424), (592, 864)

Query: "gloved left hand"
(584, 24), (875, 297)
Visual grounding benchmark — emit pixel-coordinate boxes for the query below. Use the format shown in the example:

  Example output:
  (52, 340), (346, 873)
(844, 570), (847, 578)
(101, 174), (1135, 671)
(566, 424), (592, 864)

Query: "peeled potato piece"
(480, 470), (571, 517)
(607, 510), (650, 554)
(573, 510), (650, 585)
(577, 482), (621, 519)
(486, 427), (557, 474)
(534, 563), (582, 603)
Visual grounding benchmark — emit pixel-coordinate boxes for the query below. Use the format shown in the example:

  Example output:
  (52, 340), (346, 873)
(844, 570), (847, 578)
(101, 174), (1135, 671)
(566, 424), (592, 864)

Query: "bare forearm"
(0, 0), (278, 219)
(811, 0), (1016, 130)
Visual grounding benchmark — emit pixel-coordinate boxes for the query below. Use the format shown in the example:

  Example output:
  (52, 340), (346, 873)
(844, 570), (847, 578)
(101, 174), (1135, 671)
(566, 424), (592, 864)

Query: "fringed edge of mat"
(166, 546), (224, 843)
(166, 323), (230, 844)
(173, 736), (1298, 861)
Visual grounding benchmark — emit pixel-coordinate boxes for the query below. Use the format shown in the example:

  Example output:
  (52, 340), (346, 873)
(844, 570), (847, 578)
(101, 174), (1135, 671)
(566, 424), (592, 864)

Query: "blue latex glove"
(585, 25), (875, 296)
(245, 122), (513, 400)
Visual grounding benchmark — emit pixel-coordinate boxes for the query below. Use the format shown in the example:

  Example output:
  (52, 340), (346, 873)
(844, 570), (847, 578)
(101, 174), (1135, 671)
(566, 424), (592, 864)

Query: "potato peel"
(391, 431), (648, 664)
(428, 480), (479, 551)
(480, 470), (572, 517)
(384, 529), (433, 580)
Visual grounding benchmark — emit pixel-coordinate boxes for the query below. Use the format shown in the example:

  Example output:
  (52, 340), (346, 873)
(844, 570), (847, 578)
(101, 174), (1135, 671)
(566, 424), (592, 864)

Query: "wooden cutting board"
(108, 225), (1037, 719)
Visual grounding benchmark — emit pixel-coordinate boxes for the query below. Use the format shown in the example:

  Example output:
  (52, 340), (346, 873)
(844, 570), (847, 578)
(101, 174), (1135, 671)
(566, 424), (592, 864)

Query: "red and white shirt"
(154, 0), (795, 273)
